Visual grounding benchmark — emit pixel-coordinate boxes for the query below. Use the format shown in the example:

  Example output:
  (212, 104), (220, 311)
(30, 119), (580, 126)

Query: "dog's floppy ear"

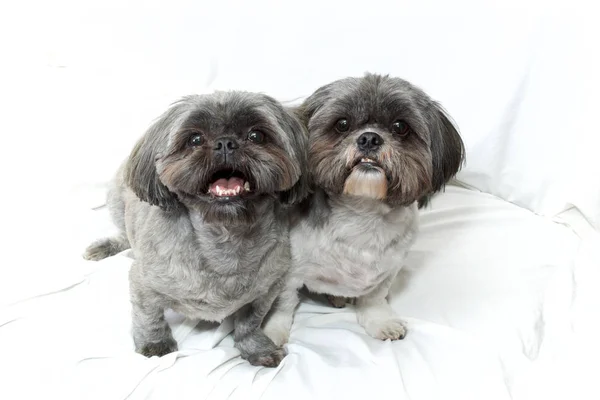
(282, 85), (334, 204)
(124, 101), (190, 212)
(278, 108), (310, 205)
(418, 103), (465, 208)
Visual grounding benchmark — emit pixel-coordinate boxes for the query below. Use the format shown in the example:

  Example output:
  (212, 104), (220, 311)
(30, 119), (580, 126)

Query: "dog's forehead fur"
(167, 92), (297, 154)
(307, 74), (432, 139)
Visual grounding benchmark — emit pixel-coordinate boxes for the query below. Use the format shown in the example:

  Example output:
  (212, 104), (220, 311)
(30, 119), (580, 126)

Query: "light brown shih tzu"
(263, 73), (465, 344)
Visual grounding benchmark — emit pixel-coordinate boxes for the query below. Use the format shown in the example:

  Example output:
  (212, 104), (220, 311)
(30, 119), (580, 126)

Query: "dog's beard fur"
(176, 190), (267, 225)
(157, 154), (282, 225)
(343, 166), (388, 200)
(308, 133), (433, 206)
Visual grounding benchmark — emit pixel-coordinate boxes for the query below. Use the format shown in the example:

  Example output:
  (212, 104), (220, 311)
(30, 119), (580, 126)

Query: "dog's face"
(299, 74), (465, 207)
(125, 92), (308, 223)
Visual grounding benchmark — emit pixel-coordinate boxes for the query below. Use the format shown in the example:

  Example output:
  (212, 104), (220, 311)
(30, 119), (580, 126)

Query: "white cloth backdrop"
(0, 0), (599, 399)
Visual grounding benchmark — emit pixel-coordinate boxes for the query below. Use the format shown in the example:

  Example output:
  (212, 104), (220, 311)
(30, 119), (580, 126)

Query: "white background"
(0, 1), (598, 398)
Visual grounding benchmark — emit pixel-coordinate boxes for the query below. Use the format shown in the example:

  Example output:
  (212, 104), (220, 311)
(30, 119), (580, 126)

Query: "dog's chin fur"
(263, 73), (465, 346)
(178, 192), (276, 226)
(83, 91), (309, 368)
(342, 166), (388, 200)
(197, 198), (257, 225)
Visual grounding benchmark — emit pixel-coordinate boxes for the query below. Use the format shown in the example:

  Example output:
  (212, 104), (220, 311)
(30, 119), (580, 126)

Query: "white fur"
(264, 197), (418, 345)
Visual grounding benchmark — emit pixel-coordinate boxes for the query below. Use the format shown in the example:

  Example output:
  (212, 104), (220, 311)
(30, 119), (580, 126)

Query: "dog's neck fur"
(298, 188), (409, 229)
(329, 193), (394, 216)
(187, 198), (280, 238)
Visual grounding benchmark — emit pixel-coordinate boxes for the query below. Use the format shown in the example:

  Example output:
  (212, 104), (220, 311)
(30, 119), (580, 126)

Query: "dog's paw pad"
(366, 319), (407, 341)
(248, 347), (287, 368)
(326, 295), (348, 308)
(138, 338), (178, 358)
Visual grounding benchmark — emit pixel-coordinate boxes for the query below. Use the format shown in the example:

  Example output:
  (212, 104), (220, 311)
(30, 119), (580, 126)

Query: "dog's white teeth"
(244, 181), (250, 191)
(212, 183), (247, 197)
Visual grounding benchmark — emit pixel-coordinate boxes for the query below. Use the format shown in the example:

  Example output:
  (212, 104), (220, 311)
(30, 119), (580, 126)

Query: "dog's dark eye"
(335, 118), (350, 133)
(188, 133), (204, 147)
(247, 130), (265, 143)
(392, 120), (410, 136)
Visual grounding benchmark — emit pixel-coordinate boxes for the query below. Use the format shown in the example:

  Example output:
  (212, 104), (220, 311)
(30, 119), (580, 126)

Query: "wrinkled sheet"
(3, 186), (597, 400)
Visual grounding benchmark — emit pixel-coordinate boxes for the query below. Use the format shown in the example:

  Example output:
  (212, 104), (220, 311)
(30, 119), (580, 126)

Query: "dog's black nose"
(214, 137), (239, 154)
(357, 132), (383, 151)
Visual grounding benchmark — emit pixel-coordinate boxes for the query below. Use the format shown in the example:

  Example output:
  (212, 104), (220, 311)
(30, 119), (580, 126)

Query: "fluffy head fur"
(126, 92), (308, 223)
(297, 73), (464, 207)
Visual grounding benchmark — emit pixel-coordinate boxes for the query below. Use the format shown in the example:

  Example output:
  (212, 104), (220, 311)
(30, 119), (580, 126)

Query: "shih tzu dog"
(83, 91), (308, 367)
(263, 73), (464, 344)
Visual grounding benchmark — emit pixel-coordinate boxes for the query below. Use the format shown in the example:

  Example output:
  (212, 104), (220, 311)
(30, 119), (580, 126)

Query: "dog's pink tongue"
(209, 177), (245, 196)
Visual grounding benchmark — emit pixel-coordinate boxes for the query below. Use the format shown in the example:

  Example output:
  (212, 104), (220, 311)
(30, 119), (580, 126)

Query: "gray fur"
(84, 91), (308, 367)
(264, 73), (464, 344)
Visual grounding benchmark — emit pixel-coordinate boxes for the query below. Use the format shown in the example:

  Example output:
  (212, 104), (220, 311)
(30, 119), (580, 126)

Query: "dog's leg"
(262, 281), (301, 347)
(234, 280), (288, 368)
(130, 282), (177, 358)
(355, 274), (406, 341)
(83, 234), (130, 261)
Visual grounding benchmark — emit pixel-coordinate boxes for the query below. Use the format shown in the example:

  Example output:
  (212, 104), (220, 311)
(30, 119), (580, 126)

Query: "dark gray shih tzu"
(264, 73), (464, 344)
(83, 91), (308, 367)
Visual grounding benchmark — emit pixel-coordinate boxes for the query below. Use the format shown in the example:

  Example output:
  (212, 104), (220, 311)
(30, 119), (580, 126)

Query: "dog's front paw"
(137, 338), (178, 358)
(236, 330), (288, 367)
(83, 243), (112, 261)
(364, 318), (407, 341)
(247, 347), (287, 368)
(83, 237), (129, 261)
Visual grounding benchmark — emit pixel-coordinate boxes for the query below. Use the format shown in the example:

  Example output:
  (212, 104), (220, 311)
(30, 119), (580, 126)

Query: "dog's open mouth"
(207, 169), (252, 198)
